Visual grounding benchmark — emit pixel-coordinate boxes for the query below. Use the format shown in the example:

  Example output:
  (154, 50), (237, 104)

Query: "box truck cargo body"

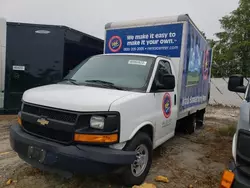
(0, 19), (103, 114)
(10, 14), (212, 186)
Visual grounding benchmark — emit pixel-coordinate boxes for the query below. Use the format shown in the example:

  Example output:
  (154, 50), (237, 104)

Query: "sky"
(0, 0), (239, 40)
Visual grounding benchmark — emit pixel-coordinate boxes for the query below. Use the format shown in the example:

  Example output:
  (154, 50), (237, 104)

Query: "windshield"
(63, 55), (155, 91)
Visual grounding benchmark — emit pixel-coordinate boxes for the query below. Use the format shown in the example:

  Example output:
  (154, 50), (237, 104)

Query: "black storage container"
(2, 22), (103, 114)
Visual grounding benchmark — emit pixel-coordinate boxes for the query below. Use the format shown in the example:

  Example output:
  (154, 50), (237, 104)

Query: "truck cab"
(10, 53), (177, 186)
(222, 75), (250, 188)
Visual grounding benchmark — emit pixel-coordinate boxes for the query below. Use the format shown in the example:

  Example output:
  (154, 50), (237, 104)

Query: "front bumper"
(229, 161), (250, 188)
(10, 124), (136, 175)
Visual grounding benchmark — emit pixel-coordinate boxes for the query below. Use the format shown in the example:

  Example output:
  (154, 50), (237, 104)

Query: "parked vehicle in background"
(10, 14), (212, 186)
(220, 75), (250, 188)
(0, 18), (103, 114)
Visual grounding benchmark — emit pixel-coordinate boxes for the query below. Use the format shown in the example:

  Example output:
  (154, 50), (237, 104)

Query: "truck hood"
(22, 84), (135, 112)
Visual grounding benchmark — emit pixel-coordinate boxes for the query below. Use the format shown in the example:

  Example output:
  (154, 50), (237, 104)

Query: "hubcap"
(131, 144), (149, 177)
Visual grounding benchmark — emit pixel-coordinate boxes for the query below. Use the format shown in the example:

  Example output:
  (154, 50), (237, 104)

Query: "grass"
(216, 124), (236, 137)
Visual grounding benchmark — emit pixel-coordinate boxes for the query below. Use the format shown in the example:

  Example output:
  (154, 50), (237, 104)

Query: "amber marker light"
(74, 133), (118, 143)
(220, 170), (235, 188)
(17, 113), (22, 126)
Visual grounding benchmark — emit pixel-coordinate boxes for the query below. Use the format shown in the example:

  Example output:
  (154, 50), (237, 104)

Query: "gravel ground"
(0, 106), (239, 188)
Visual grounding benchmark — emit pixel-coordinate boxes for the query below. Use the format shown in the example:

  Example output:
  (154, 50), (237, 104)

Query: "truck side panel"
(179, 22), (212, 114)
(176, 22), (188, 118)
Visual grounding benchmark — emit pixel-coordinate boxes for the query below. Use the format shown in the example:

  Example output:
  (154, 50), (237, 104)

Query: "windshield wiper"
(85, 80), (125, 90)
(61, 78), (79, 85)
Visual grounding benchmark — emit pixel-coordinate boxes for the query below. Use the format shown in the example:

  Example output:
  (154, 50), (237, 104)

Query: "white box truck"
(10, 14), (212, 186)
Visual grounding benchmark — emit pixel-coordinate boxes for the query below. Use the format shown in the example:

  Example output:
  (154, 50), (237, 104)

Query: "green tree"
(211, 0), (250, 77)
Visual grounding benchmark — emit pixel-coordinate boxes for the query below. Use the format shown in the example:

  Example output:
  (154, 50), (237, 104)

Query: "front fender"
(109, 93), (156, 144)
(129, 121), (155, 141)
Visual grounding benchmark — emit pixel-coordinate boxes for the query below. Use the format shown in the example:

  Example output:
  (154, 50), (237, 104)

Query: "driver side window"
(155, 60), (172, 85)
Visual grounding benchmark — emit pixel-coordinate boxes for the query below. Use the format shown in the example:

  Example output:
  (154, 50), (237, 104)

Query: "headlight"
(90, 116), (105, 129)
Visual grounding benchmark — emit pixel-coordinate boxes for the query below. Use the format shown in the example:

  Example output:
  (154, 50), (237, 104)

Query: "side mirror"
(160, 74), (175, 90)
(228, 75), (246, 93)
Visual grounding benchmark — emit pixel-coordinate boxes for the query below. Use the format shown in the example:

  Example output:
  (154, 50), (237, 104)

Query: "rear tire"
(120, 132), (152, 187)
(185, 114), (196, 134)
(196, 109), (205, 128)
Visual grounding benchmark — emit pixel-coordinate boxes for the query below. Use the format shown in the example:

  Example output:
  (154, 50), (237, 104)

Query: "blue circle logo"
(162, 93), (171, 118)
(108, 36), (122, 52)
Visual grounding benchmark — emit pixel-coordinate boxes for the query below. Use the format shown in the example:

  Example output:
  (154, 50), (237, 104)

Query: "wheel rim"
(131, 144), (149, 177)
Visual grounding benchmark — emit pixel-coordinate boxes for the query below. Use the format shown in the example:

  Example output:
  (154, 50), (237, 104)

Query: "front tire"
(120, 132), (152, 187)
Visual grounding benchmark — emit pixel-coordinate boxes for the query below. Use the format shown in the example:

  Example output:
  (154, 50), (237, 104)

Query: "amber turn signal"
(17, 115), (22, 126)
(220, 170), (235, 188)
(74, 133), (118, 143)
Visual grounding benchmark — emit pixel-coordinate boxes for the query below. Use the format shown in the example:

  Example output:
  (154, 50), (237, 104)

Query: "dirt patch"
(0, 106), (239, 188)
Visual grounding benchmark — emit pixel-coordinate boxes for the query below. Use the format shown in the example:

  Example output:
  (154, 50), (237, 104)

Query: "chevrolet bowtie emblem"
(37, 118), (49, 126)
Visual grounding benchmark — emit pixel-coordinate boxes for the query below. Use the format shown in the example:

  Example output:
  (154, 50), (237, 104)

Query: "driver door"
(151, 57), (177, 146)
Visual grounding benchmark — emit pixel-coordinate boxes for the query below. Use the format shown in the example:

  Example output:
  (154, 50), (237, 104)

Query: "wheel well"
(138, 125), (154, 141)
